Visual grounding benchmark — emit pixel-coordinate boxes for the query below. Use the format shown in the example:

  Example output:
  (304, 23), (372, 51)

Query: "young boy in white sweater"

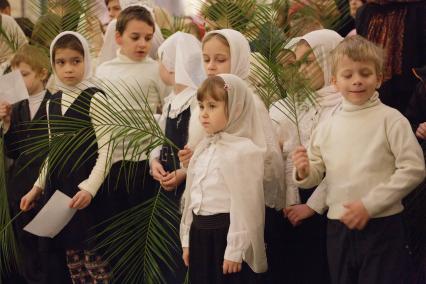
(292, 35), (425, 284)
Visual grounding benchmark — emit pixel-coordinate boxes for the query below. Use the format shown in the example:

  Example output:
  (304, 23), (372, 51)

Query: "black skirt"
(189, 213), (264, 284)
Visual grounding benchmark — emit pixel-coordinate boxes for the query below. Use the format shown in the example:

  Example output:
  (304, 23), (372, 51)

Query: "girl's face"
(202, 37), (231, 77)
(116, 19), (154, 62)
(12, 62), (47, 96)
(159, 62), (175, 86)
(198, 95), (228, 134)
(54, 48), (85, 86)
(295, 42), (325, 91)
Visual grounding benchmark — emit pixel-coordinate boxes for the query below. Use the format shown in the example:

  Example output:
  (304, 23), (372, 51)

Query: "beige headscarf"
(182, 74), (267, 273)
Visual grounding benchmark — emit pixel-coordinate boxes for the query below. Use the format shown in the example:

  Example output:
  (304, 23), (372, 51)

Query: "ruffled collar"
(316, 85), (342, 107)
(341, 91), (380, 112)
(165, 87), (196, 119)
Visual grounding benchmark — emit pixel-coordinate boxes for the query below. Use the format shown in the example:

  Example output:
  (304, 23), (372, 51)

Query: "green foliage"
(92, 188), (181, 283)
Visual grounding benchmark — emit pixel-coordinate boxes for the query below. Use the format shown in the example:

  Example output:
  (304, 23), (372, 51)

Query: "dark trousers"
(327, 214), (407, 284)
(189, 213), (263, 284)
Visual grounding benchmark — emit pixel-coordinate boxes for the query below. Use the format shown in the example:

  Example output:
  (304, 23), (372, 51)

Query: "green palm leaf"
(93, 187), (182, 283)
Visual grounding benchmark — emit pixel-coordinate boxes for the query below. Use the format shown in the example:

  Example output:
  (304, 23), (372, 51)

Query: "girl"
(0, 44), (51, 284)
(150, 31), (205, 197)
(20, 31), (111, 283)
(271, 29), (343, 284)
(180, 74), (267, 283)
(149, 31), (205, 283)
(179, 28), (285, 282)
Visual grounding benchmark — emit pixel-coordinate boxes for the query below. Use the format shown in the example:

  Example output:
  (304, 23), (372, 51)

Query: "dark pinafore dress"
(158, 103), (191, 282)
(41, 88), (104, 250)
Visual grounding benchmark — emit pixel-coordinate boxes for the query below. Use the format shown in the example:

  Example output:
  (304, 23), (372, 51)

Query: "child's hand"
(0, 101), (12, 128)
(340, 200), (370, 230)
(161, 169), (186, 191)
(284, 204), (315, 226)
(292, 146), (310, 180)
(151, 159), (167, 182)
(223, 260), (242, 274)
(178, 145), (193, 168)
(182, 247), (189, 267)
(416, 122), (426, 140)
(69, 190), (92, 209)
(20, 186), (42, 211)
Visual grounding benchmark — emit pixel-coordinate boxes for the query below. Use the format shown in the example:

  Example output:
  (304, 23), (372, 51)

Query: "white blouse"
(182, 142), (249, 263)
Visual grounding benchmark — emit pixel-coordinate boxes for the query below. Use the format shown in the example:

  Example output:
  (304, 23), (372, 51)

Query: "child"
(148, 30), (205, 283)
(270, 29), (343, 284)
(180, 74), (267, 283)
(97, 1), (164, 65)
(0, 44), (51, 284)
(292, 35), (425, 284)
(150, 31), (205, 196)
(106, 0), (121, 20)
(20, 31), (111, 283)
(95, 5), (167, 210)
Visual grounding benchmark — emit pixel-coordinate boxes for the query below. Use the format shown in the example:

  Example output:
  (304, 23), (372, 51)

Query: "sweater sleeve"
(293, 127), (326, 189)
(306, 179), (328, 214)
(77, 93), (113, 197)
(362, 117), (426, 217)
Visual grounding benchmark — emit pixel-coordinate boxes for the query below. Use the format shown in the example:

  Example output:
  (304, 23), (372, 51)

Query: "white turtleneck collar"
(341, 91), (380, 112)
(28, 90), (47, 120)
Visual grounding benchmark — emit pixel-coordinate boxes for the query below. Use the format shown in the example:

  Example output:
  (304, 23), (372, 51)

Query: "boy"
(292, 35), (425, 284)
(0, 44), (57, 284)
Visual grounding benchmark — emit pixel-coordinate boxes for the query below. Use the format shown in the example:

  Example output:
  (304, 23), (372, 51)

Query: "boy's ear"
(38, 68), (49, 81)
(376, 73), (383, 89)
(115, 31), (123, 46)
(331, 76), (338, 89)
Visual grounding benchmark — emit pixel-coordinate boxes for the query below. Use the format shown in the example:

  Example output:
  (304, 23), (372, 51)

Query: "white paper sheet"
(23, 190), (77, 238)
(0, 70), (29, 104)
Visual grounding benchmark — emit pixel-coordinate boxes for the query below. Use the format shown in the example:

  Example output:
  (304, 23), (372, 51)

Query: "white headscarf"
(300, 29), (343, 86)
(50, 31), (93, 91)
(97, 3), (164, 65)
(182, 74), (267, 273)
(157, 31), (205, 89)
(204, 29), (251, 80)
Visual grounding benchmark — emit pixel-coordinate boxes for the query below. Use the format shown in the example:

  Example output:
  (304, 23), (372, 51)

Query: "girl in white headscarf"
(20, 31), (112, 283)
(270, 29), (343, 284)
(150, 31), (205, 192)
(97, 0), (164, 65)
(180, 74), (267, 282)
(182, 28), (286, 213)
(148, 31), (205, 282)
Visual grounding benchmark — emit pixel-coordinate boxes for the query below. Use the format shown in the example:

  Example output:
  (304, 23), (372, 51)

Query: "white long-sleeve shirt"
(294, 94), (425, 219)
(181, 143), (249, 263)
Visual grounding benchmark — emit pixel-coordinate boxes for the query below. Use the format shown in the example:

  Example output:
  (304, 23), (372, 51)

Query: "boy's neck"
(174, 84), (187, 94)
(29, 86), (45, 96)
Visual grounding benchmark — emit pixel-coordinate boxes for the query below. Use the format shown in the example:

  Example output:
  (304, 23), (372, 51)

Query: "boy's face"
(159, 62), (175, 86)
(107, 0), (121, 20)
(349, 0), (364, 18)
(116, 19), (154, 62)
(202, 37), (231, 77)
(332, 55), (382, 106)
(53, 48), (85, 86)
(198, 95), (228, 134)
(12, 62), (46, 96)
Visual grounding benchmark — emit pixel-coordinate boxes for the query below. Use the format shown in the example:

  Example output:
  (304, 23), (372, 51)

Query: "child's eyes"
(145, 36), (153, 41)
(199, 104), (205, 110)
(131, 36), (140, 41)
(208, 103), (216, 109)
(73, 59), (82, 65)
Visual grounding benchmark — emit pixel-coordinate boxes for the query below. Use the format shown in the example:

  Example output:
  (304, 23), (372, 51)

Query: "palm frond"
(0, 137), (19, 276)
(92, 187), (182, 283)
